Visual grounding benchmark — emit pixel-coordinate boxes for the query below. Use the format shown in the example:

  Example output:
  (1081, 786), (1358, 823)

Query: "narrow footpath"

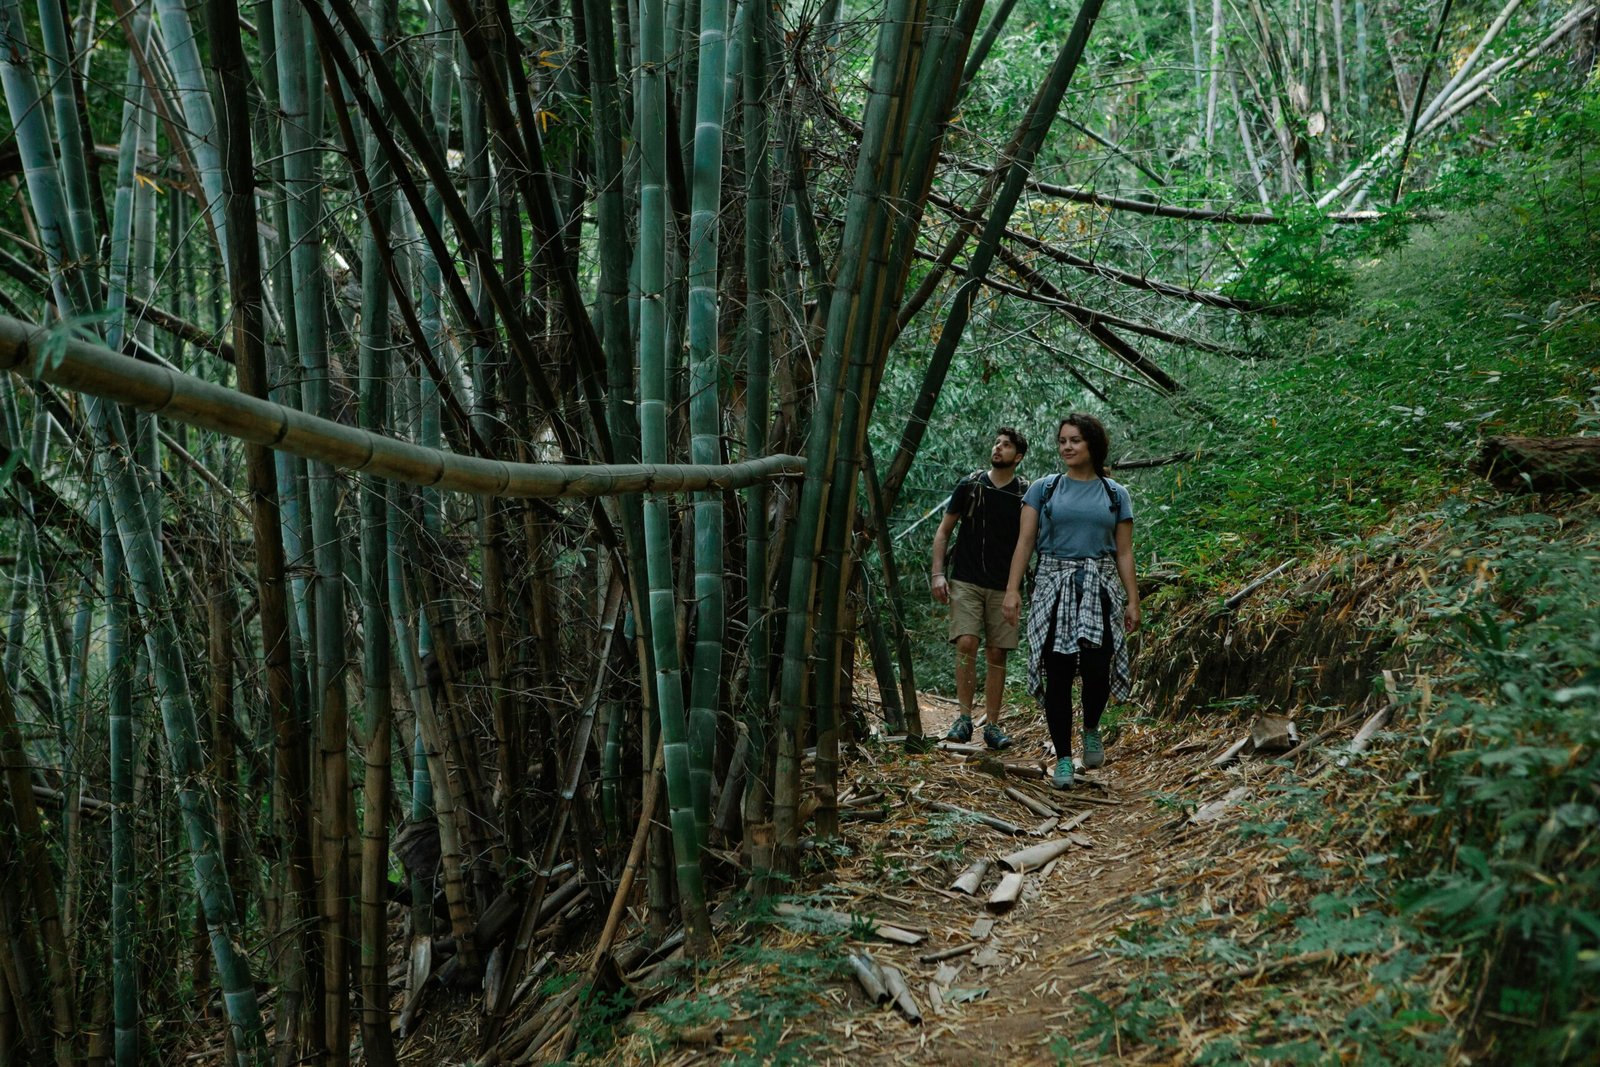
(596, 687), (1378, 1066)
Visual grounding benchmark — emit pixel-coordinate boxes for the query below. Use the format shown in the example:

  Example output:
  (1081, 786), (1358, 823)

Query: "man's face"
(990, 434), (1021, 469)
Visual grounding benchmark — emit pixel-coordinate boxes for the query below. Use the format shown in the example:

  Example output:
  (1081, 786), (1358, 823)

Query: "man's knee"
(985, 645), (1010, 667)
(954, 634), (980, 658)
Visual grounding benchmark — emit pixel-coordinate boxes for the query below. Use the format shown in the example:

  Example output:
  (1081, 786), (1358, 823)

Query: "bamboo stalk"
(0, 315), (803, 498)
(685, 0), (731, 848)
(637, 0), (713, 956)
(0, 640), (76, 1065)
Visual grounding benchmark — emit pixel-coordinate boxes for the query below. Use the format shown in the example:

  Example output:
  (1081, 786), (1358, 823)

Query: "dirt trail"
(790, 696), (1188, 1064)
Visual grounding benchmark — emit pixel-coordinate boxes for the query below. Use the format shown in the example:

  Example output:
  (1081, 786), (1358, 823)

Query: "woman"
(1001, 414), (1140, 789)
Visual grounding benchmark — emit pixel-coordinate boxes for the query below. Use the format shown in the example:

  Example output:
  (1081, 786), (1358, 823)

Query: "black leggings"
(1042, 596), (1114, 758)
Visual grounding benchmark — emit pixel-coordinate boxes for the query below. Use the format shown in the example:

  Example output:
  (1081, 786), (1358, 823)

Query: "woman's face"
(1058, 424), (1092, 471)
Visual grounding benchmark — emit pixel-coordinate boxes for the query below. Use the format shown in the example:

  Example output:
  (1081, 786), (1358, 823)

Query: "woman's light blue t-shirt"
(1023, 474), (1134, 559)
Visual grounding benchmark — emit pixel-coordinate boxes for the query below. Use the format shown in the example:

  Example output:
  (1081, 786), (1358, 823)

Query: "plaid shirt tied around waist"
(1025, 555), (1132, 702)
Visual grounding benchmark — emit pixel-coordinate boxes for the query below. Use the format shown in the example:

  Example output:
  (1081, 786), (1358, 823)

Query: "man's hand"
(1001, 589), (1021, 626)
(931, 574), (950, 604)
(1123, 602), (1141, 633)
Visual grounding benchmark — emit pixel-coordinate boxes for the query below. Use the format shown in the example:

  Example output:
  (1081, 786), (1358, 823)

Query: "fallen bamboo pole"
(0, 316), (804, 499)
(918, 942), (978, 964)
(1004, 786), (1057, 818)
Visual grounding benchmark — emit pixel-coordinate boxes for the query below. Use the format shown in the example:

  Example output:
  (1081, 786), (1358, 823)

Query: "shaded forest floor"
(530, 663), (1457, 1067)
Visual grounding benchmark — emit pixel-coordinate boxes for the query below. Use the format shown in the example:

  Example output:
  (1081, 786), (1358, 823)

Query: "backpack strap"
(1099, 476), (1120, 515)
(1042, 474), (1120, 526)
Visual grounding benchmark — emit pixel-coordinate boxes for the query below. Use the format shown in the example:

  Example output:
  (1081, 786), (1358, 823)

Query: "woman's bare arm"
(1115, 519), (1140, 632)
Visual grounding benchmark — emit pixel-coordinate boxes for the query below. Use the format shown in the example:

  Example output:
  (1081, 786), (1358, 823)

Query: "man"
(930, 428), (1028, 749)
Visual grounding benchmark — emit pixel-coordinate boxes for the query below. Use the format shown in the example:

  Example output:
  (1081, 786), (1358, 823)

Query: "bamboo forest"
(1, 0), (1597, 1057)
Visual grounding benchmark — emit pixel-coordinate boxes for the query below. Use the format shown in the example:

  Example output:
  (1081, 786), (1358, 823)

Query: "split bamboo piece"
(986, 871), (1025, 912)
(998, 836), (1079, 873)
(847, 953), (889, 1004)
(1189, 785), (1251, 825)
(879, 964), (923, 1024)
(1212, 734), (1253, 766)
(950, 858), (989, 895)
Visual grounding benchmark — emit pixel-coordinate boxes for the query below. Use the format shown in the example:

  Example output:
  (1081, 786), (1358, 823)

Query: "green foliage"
(631, 940), (844, 1064)
(1384, 505), (1600, 1060)
(1076, 977), (1177, 1055)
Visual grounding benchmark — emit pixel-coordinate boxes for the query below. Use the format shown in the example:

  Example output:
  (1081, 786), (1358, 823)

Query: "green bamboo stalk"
(582, 0), (658, 861)
(57, 579), (93, 947)
(862, 448), (920, 734)
(356, 1), (397, 1059)
(386, 494), (432, 948)
(959, 0), (1021, 90)
(202, 0), (315, 1055)
(810, 0), (938, 838)
(270, 0), (353, 1052)
(740, 0), (775, 878)
(0, 316), (803, 497)
(103, 30), (149, 1065)
(33, 0), (99, 280)
(685, 0), (731, 848)
(94, 402), (267, 1057)
(773, 0), (922, 866)
(152, 0), (230, 261)
(105, 502), (136, 1066)
(859, 568), (904, 732)
(881, 0), (1108, 510)
(259, 13), (320, 930)
(639, 0), (713, 954)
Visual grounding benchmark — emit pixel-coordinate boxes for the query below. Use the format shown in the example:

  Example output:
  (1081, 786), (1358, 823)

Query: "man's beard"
(991, 455), (1018, 470)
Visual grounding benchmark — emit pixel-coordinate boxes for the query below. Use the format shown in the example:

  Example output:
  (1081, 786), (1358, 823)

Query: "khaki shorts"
(947, 579), (1019, 649)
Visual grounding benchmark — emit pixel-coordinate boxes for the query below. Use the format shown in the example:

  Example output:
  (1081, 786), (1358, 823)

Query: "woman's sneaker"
(983, 723), (1012, 750)
(1051, 758), (1075, 790)
(945, 715), (973, 743)
(1082, 729), (1105, 768)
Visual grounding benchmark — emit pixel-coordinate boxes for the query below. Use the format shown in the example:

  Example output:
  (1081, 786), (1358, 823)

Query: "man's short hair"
(997, 426), (1028, 457)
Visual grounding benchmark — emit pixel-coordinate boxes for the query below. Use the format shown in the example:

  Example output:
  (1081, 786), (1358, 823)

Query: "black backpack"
(955, 470), (1029, 520)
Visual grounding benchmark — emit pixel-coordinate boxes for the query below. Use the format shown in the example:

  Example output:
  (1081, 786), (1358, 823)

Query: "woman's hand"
(1123, 601), (1141, 633)
(1002, 589), (1022, 626)
(931, 574), (950, 604)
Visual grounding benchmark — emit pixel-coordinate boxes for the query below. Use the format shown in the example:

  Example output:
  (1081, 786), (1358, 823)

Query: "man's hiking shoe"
(946, 715), (973, 743)
(983, 723), (1012, 751)
(1051, 758), (1075, 790)
(1082, 729), (1105, 768)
